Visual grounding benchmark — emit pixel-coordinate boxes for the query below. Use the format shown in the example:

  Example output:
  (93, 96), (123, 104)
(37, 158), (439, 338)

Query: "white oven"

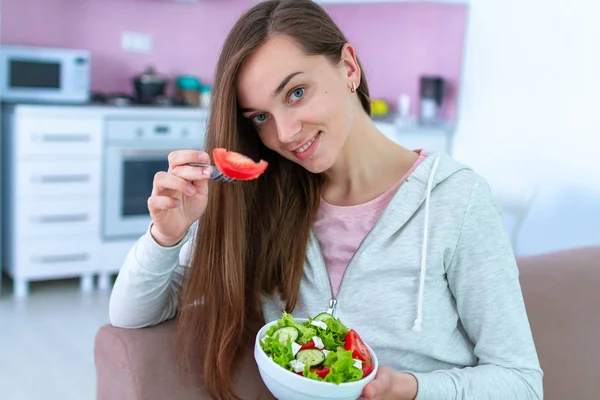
(102, 116), (205, 240)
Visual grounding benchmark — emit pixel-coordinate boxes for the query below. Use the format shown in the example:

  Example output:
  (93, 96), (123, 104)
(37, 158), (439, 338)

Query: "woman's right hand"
(148, 150), (213, 247)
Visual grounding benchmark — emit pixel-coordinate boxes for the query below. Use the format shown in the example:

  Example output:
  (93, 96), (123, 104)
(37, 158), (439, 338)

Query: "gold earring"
(350, 82), (356, 93)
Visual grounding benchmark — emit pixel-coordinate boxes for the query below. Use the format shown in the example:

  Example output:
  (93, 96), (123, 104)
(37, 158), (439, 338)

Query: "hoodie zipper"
(314, 180), (409, 316)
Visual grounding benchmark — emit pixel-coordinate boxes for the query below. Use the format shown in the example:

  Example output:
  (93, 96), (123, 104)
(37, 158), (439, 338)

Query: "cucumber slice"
(314, 312), (333, 323)
(296, 349), (326, 367)
(273, 327), (299, 345)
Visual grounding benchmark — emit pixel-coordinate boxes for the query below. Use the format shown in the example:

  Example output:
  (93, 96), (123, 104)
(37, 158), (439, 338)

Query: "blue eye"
(290, 88), (305, 102)
(252, 113), (268, 124)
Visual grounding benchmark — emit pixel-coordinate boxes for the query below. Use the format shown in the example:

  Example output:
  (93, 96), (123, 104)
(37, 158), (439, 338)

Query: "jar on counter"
(199, 85), (212, 109)
(175, 75), (201, 106)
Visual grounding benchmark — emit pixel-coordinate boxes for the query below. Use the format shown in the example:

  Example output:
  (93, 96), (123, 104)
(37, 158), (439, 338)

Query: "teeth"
(295, 134), (318, 153)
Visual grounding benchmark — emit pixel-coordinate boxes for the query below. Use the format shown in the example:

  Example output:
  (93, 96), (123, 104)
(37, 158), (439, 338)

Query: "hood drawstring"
(412, 155), (441, 332)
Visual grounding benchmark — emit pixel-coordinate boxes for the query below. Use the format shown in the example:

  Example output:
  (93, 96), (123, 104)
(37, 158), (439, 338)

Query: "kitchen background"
(1, 0), (466, 120)
(0, 0), (598, 399)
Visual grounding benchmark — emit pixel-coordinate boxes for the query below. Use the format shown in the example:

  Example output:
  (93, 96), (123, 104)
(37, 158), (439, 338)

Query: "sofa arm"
(518, 246), (600, 400)
(94, 318), (274, 400)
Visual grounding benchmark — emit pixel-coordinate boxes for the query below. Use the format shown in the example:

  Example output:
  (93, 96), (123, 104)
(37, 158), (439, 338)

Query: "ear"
(340, 43), (361, 89)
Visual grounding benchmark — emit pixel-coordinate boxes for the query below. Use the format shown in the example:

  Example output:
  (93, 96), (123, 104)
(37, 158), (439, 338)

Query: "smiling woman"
(108, 1), (543, 400)
(237, 34), (361, 172)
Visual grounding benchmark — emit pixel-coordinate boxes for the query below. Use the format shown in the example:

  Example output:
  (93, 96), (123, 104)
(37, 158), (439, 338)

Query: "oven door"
(103, 146), (172, 240)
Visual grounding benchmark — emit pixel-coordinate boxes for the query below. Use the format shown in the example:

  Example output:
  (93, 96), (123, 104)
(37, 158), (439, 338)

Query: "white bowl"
(254, 318), (378, 400)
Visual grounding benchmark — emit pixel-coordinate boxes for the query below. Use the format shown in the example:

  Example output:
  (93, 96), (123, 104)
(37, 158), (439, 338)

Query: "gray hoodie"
(109, 151), (543, 400)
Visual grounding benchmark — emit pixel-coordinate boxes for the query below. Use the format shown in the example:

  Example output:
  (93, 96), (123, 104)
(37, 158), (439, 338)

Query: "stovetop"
(89, 92), (194, 108)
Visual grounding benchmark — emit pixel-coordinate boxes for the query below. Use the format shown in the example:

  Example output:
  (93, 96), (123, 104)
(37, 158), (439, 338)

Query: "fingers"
(153, 171), (198, 197)
(170, 164), (212, 183)
(170, 165), (211, 197)
(150, 151), (212, 214)
(148, 195), (180, 212)
(167, 150), (211, 169)
(362, 382), (377, 399)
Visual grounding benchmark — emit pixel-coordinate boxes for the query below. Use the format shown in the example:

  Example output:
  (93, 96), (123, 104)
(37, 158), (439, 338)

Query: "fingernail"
(203, 167), (212, 176)
(186, 185), (196, 195)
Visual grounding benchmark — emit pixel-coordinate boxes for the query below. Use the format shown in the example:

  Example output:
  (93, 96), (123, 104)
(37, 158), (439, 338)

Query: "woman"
(109, 1), (543, 399)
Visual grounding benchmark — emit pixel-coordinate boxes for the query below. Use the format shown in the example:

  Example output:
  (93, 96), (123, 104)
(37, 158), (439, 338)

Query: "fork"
(186, 163), (235, 183)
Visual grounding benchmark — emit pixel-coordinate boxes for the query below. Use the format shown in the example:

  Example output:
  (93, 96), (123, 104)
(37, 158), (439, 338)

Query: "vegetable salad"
(259, 311), (374, 384)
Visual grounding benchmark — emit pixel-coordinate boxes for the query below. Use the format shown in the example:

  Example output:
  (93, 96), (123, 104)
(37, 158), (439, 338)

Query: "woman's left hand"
(359, 366), (418, 400)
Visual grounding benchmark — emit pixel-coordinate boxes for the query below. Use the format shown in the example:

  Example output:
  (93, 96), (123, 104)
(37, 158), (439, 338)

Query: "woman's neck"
(322, 112), (418, 206)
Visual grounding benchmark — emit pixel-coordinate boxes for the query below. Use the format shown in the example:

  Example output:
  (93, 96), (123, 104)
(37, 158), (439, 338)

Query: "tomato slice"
(344, 329), (371, 363)
(212, 148), (268, 180)
(310, 365), (331, 379)
(362, 361), (374, 378)
(299, 341), (315, 351)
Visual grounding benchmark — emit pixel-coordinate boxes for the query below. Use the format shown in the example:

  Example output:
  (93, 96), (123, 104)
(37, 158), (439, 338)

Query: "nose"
(275, 112), (302, 144)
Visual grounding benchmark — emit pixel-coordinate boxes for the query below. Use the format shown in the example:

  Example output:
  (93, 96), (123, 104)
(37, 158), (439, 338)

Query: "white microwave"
(0, 45), (91, 104)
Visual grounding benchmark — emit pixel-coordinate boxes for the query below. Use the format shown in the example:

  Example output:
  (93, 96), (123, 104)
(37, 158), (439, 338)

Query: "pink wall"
(325, 3), (467, 121)
(1, 0), (466, 121)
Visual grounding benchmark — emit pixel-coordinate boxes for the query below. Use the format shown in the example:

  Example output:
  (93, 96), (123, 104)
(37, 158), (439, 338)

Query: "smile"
(294, 133), (319, 154)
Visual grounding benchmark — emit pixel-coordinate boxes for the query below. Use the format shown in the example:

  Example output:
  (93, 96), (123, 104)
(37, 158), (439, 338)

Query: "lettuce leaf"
(278, 311), (316, 344)
(260, 327), (295, 371)
(303, 363), (320, 380)
(312, 316), (349, 350)
(325, 349), (363, 383)
(302, 349), (363, 384)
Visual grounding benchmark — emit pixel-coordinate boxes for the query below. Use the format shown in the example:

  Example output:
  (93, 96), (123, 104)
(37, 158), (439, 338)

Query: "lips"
(292, 132), (320, 161)
(291, 132), (320, 153)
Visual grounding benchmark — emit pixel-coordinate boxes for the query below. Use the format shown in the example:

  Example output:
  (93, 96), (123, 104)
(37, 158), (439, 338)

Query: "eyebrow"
(240, 71), (303, 113)
(273, 71), (303, 97)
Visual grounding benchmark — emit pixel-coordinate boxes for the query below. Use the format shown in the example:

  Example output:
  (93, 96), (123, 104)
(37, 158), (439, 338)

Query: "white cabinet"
(14, 238), (100, 281)
(16, 160), (101, 197)
(316, 0), (468, 4)
(1, 107), (104, 298)
(14, 199), (100, 238)
(16, 118), (102, 157)
(1, 105), (210, 298)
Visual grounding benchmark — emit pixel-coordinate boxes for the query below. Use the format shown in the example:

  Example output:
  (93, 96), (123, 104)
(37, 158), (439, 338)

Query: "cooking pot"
(133, 66), (167, 104)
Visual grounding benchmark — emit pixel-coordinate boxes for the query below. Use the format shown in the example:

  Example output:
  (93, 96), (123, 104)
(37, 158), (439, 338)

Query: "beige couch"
(95, 247), (600, 400)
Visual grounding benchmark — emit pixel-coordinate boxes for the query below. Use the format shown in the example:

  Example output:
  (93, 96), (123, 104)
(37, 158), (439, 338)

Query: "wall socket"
(121, 32), (153, 53)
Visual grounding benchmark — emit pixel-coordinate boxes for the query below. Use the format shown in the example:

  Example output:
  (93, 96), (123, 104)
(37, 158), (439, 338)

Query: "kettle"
(133, 66), (167, 104)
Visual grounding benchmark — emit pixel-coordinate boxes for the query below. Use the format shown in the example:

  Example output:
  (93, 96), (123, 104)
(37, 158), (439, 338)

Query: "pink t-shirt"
(313, 151), (428, 297)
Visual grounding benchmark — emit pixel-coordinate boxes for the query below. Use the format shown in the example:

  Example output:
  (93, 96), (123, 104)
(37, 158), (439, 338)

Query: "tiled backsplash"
(1, 0), (466, 121)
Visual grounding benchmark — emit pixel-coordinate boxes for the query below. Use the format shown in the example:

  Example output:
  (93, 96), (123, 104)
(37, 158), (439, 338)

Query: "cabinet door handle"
(33, 133), (92, 143)
(32, 253), (90, 264)
(32, 174), (91, 184)
(32, 214), (89, 224)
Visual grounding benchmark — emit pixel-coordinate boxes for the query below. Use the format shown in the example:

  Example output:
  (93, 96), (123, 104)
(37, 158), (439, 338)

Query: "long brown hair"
(176, 1), (371, 398)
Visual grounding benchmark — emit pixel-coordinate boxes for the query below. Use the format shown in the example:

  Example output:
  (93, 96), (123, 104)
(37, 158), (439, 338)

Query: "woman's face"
(237, 34), (360, 174)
